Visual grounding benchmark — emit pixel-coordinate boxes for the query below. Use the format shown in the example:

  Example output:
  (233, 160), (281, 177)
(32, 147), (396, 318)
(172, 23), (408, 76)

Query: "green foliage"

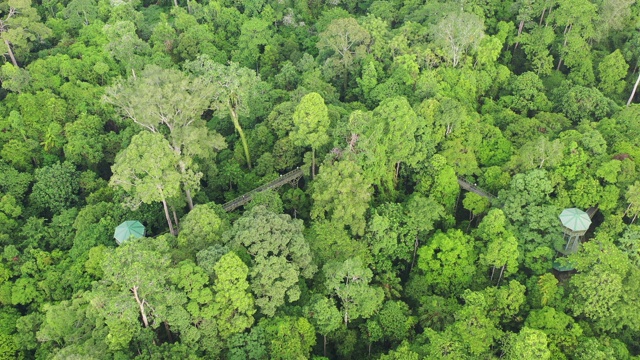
(504, 327), (551, 360)
(323, 257), (384, 325)
(212, 252), (255, 339)
(2, 1), (640, 358)
(228, 206), (316, 316)
(29, 162), (79, 215)
(177, 203), (229, 250)
(417, 229), (477, 296)
(311, 159), (372, 236)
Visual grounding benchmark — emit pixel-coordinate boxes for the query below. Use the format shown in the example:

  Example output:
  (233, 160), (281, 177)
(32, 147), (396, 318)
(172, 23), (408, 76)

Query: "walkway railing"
(222, 168), (304, 211)
(457, 177), (497, 200)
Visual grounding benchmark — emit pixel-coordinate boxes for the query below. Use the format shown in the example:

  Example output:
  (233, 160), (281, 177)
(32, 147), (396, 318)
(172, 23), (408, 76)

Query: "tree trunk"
(228, 103), (252, 169)
(171, 206), (180, 230)
(514, 20), (524, 49)
(173, 0), (178, 7)
(410, 235), (419, 271)
(312, 147), (316, 179)
(184, 188), (194, 210)
(132, 286), (150, 328)
(4, 39), (18, 68)
(164, 321), (173, 342)
(490, 266), (496, 281)
(160, 196), (176, 236)
(177, 160), (195, 211)
(627, 71), (640, 106)
(539, 8), (546, 25)
(497, 265), (506, 286)
(323, 335), (327, 357)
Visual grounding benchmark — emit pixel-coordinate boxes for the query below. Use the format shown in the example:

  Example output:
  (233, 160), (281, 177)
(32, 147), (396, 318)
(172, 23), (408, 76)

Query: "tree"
(317, 17), (370, 91)
(0, 0), (51, 67)
(260, 316), (316, 360)
(29, 162), (79, 215)
(499, 72), (551, 115)
(233, 18), (271, 70)
(63, 0), (98, 28)
(516, 136), (564, 171)
(305, 296), (341, 356)
(448, 290), (502, 357)
(624, 181), (640, 223)
(103, 21), (150, 73)
(481, 228), (519, 284)
(186, 56), (265, 169)
(290, 92), (330, 178)
(567, 239), (638, 331)
(323, 257), (384, 325)
(369, 300), (416, 343)
(504, 327), (551, 360)
(211, 252), (255, 340)
(229, 206), (316, 316)
(177, 203), (229, 251)
(104, 66), (226, 210)
(431, 12), (485, 67)
(63, 114), (105, 167)
(93, 238), (182, 349)
(349, 97), (420, 190)
(462, 192), (490, 222)
(311, 159), (372, 236)
(598, 49), (629, 99)
(520, 26), (555, 76)
(110, 132), (182, 235)
(417, 229), (477, 296)
(525, 307), (583, 356)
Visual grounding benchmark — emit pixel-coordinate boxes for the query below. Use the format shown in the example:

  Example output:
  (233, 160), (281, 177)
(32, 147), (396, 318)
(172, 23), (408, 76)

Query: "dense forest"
(2, 0), (640, 358)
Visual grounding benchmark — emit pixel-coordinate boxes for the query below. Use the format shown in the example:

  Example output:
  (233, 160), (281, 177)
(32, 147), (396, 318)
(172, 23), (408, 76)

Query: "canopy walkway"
(222, 168), (304, 211)
(457, 177), (497, 200)
(586, 206), (599, 219)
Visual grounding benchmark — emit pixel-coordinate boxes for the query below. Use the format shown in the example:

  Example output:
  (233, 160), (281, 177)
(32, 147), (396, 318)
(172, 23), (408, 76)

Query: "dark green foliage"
(29, 162), (79, 215)
(2, 0), (640, 358)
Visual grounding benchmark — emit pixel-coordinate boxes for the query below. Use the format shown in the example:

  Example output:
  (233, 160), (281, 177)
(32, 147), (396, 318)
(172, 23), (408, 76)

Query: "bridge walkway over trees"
(457, 177), (497, 200)
(224, 172), (498, 212)
(222, 168), (304, 211)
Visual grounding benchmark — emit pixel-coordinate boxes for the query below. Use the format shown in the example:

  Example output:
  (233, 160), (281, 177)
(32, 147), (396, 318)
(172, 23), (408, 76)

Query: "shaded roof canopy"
(559, 208), (591, 232)
(114, 220), (145, 245)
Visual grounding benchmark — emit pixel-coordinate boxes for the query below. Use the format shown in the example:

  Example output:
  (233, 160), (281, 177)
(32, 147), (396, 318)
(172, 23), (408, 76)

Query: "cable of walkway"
(222, 168), (304, 211)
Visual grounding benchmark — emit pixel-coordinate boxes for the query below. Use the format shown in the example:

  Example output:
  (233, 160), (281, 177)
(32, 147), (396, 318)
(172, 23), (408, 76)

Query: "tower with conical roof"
(559, 208), (592, 253)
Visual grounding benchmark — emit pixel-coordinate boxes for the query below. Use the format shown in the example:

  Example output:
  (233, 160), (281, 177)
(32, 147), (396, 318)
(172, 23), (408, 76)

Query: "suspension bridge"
(222, 168), (304, 211)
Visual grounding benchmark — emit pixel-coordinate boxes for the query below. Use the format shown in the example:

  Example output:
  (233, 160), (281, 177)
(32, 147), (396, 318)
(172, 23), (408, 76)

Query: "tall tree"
(92, 238), (182, 349)
(0, 0), (51, 68)
(290, 92), (330, 178)
(323, 257), (384, 325)
(431, 12), (485, 67)
(317, 17), (371, 92)
(305, 296), (341, 356)
(349, 97), (420, 190)
(229, 206), (316, 316)
(104, 66), (226, 210)
(417, 229), (477, 297)
(186, 56), (264, 169)
(311, 159), (372, 236)
(211, 252), (255, 340)
(110, 132), (182, 235)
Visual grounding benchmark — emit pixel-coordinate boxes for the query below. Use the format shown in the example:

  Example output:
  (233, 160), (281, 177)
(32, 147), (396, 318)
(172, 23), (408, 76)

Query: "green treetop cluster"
(2, 0), (640, 359)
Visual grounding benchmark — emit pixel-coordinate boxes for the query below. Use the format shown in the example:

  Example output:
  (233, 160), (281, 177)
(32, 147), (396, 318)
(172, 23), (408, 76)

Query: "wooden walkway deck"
(457, 177), (497, 200)
(222, 168), (303, 211)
